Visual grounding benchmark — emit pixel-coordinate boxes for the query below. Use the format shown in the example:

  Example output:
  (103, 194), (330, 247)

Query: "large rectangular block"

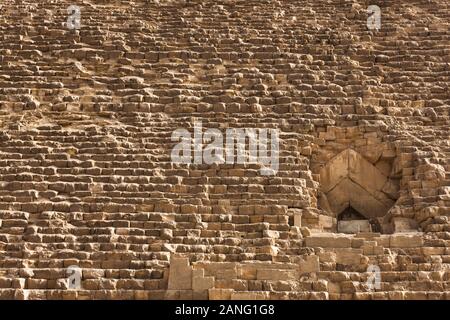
(256, 269), (297, 281)
(334, 248), (363, 265)
(338, 220), (371, 234)
(299, 255), (320, 273)
(215, 268), (238, 280)
(208, 288), (233, 300)
(393, 218), (418, 232)
(319, 215), (334, 229)
(168, 256), (192, 290)
(192, 269), (215, 291)
(294, 212), (302, 227)
(164, 290), (193, 300)
(390, 234), (423, 248)
(305, 234), (352, 248)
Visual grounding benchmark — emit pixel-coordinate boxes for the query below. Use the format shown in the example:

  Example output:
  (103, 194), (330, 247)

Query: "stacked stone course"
(0, 0), (449, 299)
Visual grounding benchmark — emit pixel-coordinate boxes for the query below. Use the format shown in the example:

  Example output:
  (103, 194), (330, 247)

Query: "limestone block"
(342, 179), (391, 218)
(334, 248), (363, 265)
(319, 150), (349, 193)
(373, 245), (384, 255)
(196, 262), (237, 276)
(422, 247), (445, 255)
(294, 211), (302, 227)
(388, 291), (405, 300)
(0, 278), (12, 288)
(164, 290), (193, 300)
(299, 255), (319, 273)
(319, 129), (336, 141)
(312, 279), (328, 292)
(144, 280), (159, 290)
(359, 144), (384, 164)
(374, 235), (390, 247)
(328, 282), (341, 294)
(215, 279), (248, 291)
(329, 293), (341, 300)
(12, 278), (26, 289)
(256, 245), (279, 256)
(318, 192), (333, 214)
(340, 281), (358, 293)
(305, 234), (353, 248)
(209, 288), (233, 300)
(393, 218), (418, 232)
(135, 291), (152, 300)
(230, 292), (269, 300)
(310, 292), (329, 300)
(403, 291), (428, 300)
(361, 241), (375, 255)
(168, 255), (192, 290)
(215, 268), (238, 280)
(263, 230), (280, 238)
(382, 179), (399, 199)
(256, 269), (297, 281)
(319, 252), (336, 263)
(192, 269), (215, 291)
(351, 238), (364, 248)
(390, 234), (424, 248)
(338, 220), (371, 233)
(238, 265), (257, 280)
(318, 215), (334, 229)
(372, 292), (389, 300)
(301, 227), (312, 237)
(354, 292), (371, 300)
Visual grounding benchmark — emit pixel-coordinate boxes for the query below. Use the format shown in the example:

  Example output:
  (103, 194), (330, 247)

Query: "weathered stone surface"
(168, 256), (192, 290)
(299, 255), (320, 274)
(192, 269), (215, 292)
(338, 220), (371, 234)
(0, 0), (447, 302)
(208, 289), (233, 300)
(305, 234), (353, 248)
(257, 269), (297, 281)
(390, 234), (424, 248)
(334, 249), (363, 265)
(393, 218), (419, 233)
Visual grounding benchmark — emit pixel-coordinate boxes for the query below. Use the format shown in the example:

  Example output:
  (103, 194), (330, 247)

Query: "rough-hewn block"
(168, 256), (192, 290)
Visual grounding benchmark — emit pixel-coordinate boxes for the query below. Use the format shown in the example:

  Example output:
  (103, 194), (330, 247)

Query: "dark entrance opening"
(337, 206), (382, 233)
(338, 206), (366, 221)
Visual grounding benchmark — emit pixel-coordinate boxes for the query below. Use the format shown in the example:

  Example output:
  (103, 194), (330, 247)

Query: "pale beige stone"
(390, 234), (424, 248)
(305, 234), (353, 248)
(230, 292), (269, 300)
(319, 150), (349, 193)
(299, 255), (320, 273)
(209, 288), (233, 300)
(168, 255), (192, 290)
(294, 211), (302, 227)
(338, 220), (371, 233)
(393, 217), (418, 232)
(257, 269), (297, 281)
(334, 248), (363, 265)
(192, 269), (215, 291)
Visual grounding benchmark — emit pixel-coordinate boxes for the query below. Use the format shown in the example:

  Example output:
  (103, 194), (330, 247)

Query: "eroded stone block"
(390, 234), (424, 248)
(338, 220), (371, 234)
(168, 255), (192, 290)
(305, 234), (353, 248)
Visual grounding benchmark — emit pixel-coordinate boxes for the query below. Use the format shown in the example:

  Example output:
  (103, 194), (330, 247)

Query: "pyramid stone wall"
(0, 0), (449, 299)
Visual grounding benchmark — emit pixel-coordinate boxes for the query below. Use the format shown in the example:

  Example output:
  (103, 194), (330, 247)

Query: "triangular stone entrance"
(319, 149), (396, 219)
